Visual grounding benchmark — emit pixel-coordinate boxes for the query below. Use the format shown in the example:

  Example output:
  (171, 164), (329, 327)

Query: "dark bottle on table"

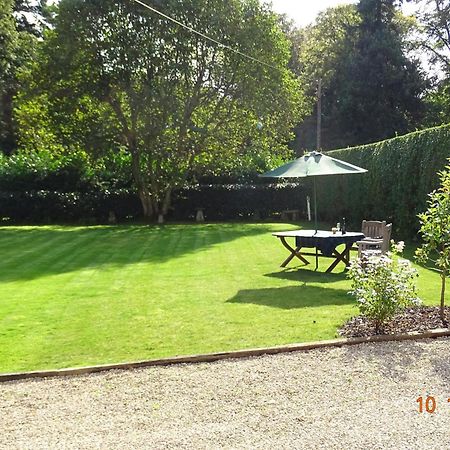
(342, 217), (346, 234)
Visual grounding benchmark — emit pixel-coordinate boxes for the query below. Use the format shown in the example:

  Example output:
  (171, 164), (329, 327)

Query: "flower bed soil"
(339, 306), (450, 338)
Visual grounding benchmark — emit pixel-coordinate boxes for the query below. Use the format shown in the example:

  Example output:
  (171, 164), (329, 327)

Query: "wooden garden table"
(272, 230), (365, 273)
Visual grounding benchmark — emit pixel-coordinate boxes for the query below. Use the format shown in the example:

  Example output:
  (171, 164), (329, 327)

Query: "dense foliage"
(295, 5), (362, 150)
(0, 0), (51, 154)
(339, 0), (426, 145)
(409, 0), (450, 74)
(174, 183), (305, 221)
(1, 0), (450, 226)
(0, 0), (22, 154)
(0, 146), (306, 224)
(0, 148), (305, 223)
(410, 0), (450, 127)
(315, 123), (450, 237)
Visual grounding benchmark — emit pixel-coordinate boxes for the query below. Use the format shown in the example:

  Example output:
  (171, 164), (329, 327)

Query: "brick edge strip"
(2, 328), (450, 383)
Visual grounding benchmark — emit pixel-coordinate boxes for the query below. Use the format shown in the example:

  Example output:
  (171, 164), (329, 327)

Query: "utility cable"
(131, 0), (280, 71)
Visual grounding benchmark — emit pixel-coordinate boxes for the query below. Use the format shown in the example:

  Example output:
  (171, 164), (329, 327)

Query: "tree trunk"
(440, 269), (447, 325)
(138, 189), (154, 219)
(129, 139), (154, 219)
(106, 92), (154, 220)
(151, 188), (172, 224)
(161, 188), (172, 216)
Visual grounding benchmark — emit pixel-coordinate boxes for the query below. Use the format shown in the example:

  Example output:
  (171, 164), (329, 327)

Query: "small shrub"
(348, 242), (421, 331)
(415, 160), (450, 324)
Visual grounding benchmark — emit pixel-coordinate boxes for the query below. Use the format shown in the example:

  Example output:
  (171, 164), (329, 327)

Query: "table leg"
(278, 237), (309, 267)
(281, 246), (299, 267)
(326, 244), (352, 273)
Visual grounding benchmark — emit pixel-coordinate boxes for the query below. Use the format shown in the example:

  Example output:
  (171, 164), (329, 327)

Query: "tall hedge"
(0, 184), (306, 224)
(317, 123), (450, 238)
(173, 183), (306, 221)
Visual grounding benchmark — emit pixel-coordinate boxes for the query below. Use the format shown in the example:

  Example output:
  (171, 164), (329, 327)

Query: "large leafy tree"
(0, 0), (20, 154)
(21, 0), (303, 219)
(0, 0), (51, 154)
(409, 0), (450, 73)
(422, 78), (450, 126)
(407, 0), (450, 126)
(339, 0), (427, 145)
(295, 5), (361, 150)
(296, 0), (427, 150)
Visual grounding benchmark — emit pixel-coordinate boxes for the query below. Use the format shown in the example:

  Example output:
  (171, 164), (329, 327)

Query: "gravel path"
(2, 338), (450, 449)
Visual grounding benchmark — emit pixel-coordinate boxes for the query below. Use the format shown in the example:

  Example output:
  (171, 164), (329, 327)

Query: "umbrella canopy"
(260, 151), (367, 179)
(260, 151), (367, 232)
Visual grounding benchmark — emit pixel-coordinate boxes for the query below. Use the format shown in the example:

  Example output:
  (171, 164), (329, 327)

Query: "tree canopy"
(411, 0), (450, 74)
(408, 0), (450, 126)
(295, 0), (428, 150)
(339, 0), (426, 145)
(0, 0), (21, 154)
(0, 0), (51, 154)
(18, 0), (304, 218)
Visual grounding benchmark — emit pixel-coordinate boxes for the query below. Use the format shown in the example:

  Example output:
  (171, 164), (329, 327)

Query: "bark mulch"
(339, 306), (450, 338)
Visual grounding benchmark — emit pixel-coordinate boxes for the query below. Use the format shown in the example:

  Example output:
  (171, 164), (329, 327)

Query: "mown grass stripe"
(0, 229), (74, 268)
(110, 230), (160, 276)
(0, 228), (100, 283)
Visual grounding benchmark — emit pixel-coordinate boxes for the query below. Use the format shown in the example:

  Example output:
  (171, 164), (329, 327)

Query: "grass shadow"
(265, 268), (348, 284)
(227, 285), (352, 309)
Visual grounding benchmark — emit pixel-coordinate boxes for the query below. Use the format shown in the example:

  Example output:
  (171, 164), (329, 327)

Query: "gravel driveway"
(1, 338), (450, 449)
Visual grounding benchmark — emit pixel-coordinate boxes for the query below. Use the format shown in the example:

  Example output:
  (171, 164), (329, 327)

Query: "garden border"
(2, 328), (450, 383)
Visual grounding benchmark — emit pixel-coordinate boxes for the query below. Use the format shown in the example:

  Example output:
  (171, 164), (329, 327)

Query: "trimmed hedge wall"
(173, 183), (306, 221)
(0, 183), (306, 224)
(0, 148), (308, 223)
(317, 123), (450, 238)
(0, 189), (141, 223)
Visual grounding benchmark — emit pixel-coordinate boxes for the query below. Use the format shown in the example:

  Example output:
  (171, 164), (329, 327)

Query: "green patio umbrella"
(260, 151), (367, 231)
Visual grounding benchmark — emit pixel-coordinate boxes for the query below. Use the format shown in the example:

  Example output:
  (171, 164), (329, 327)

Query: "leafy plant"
(415, 161), (450, 324)
(348, 242), (420, 331)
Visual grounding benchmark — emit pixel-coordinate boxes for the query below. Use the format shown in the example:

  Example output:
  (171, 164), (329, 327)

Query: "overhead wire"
(130, 0), (280, 71)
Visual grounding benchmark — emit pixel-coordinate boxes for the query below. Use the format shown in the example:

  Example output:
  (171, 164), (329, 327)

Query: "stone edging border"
(2, 328), (450, 383)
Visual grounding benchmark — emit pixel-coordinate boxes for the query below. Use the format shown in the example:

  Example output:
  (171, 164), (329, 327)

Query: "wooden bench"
(281, 209), (300, 221)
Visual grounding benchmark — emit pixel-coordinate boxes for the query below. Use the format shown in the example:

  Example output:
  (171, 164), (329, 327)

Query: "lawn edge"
(2, 328), (450, 383)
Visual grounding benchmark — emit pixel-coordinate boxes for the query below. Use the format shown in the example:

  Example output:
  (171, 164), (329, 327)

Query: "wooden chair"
(356, 222), (392, 258)
(351, 220), (386, 252)
(361, 220), (387, 239)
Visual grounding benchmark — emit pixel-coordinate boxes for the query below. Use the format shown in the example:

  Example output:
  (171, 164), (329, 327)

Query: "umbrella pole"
(313, 177), (319, 270)
(314, 177), (318, 233)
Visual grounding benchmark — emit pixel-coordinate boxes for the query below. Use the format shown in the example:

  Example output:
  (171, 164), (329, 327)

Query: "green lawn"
(0, 223), (442, 373)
